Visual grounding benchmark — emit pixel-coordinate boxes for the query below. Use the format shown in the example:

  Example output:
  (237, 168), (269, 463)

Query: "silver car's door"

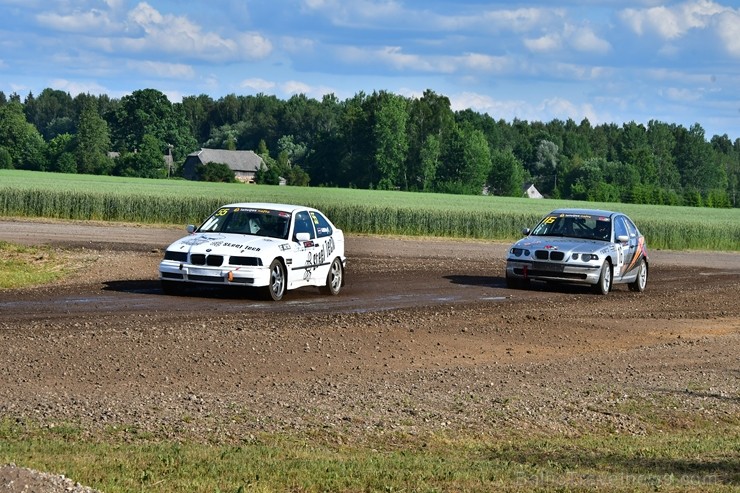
(616, 215), (639, 278)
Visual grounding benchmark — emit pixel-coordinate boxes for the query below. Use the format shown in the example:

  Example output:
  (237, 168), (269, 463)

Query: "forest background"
(0, 87), (738, 208)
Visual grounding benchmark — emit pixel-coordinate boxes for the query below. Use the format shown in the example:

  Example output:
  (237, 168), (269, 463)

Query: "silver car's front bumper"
(506, 260), (602, 284)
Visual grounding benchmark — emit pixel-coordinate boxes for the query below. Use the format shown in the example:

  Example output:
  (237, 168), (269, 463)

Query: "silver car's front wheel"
(628, 258), (648, 292)
(593, 261), (612, 295)
(265, 259), (286, 301)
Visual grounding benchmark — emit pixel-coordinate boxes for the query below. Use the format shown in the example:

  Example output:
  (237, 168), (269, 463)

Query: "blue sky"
(1, 0), (739, 140)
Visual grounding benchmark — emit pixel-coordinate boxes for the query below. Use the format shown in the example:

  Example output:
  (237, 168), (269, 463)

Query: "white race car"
(159, 203), (346, 301)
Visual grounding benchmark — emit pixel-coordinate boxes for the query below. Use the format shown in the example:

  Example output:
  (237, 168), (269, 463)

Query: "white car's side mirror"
(616, 234), (629, 243)
(296, 232), (311, 242)
(186, 224), (196, 234)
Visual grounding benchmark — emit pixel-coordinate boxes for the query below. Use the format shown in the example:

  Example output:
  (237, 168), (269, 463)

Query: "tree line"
(1, 87), (738, 208)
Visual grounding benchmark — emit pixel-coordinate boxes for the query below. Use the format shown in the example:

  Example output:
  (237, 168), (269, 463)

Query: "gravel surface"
(0, 220), (738, 492)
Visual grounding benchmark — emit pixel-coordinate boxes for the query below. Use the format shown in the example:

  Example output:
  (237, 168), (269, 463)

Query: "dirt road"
(0, 219), (738, 446)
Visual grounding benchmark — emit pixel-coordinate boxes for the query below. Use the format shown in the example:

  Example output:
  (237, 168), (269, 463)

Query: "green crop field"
(1, 169), (739, 251)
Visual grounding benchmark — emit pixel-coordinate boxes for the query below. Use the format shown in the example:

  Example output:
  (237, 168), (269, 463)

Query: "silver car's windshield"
(531, 213), (612, 241)
(198, 207), (291, 240)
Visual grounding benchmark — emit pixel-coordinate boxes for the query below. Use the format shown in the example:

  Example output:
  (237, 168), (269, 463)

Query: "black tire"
(264, 259), (286, 301)
(505, 275), (528, 290)
(628, 258), (648, 292)
(320, 257), (343, 295)
(592, 261), (612, 295)
(161, 280), (183, 295)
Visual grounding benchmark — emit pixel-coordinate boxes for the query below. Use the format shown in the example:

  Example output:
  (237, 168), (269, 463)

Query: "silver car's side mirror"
(616, 234), (629, 243)
(522, 228), (531, 235)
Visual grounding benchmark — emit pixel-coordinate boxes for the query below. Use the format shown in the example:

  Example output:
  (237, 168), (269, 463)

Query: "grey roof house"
(182, 148), (265, 183)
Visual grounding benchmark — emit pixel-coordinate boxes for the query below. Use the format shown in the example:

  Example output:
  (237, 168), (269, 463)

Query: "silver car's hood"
(512, 236), (608, 254)
(166, 232), (284, 255)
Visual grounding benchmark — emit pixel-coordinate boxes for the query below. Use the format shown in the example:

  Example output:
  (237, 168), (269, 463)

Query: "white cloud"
(280, 80), (337, 99)
(568, 26), (611, 54)
(450, 91), (602, 125)
(477, 7), (565, 33)
(36, 2), (272, 63)
(281, 80), (313, 95)
(36, 8), (118, 34)
(661, 86), (703, 102)
(553, 63), (612, 81)
(539, 97), (599, 123)
(716, 10), (740, 57)
(126, 60), (195, 79)
(524, 34), (562, 52)
(47, 78), (110, 96)
(301, 0), (562, 35)
(240, 78), (276, 91)
(337, 46), (509, 75)
(619, 0), (731, 39)
(525, 25), (610, 55)
(118, 2), (272, 62)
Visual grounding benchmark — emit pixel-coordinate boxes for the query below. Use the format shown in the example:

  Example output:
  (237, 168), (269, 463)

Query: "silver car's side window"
(614, 216), (629, 240)
(623, 217), (638, 238)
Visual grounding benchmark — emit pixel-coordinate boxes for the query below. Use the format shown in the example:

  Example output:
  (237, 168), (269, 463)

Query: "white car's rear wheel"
(265, 259), (286, 301)
(592, 261), (612, 295)
(628, 258), (648, 292)
(320, 257), (343, 295)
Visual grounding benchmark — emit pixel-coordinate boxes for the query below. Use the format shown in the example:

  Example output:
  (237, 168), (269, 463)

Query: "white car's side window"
(293, 211), (316, 240)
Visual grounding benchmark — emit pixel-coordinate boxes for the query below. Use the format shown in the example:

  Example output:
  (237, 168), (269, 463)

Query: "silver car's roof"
(546, 208), (619, 217)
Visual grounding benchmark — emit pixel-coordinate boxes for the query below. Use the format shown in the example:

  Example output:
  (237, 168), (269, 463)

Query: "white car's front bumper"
(159, 260), (272, 287)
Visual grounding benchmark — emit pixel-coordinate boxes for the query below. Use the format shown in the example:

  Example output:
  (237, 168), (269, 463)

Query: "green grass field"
(2, 170), (739, 251)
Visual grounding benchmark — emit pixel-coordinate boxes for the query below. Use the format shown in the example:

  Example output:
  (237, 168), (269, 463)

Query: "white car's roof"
(221, 202), (319, 214)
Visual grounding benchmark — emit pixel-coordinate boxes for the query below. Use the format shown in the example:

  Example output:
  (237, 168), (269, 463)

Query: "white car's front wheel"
(265, 259), (286, 301)
(320, 257), (343, 295)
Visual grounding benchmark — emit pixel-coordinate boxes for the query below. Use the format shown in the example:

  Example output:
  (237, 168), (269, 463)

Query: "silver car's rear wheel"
(592, 261), (612, 295)
(320, 257), (343, 295)
(628, 258), (648, 292)
(265, 259), (286, 301)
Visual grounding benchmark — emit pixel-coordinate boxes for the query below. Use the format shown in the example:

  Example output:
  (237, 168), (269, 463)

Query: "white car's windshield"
(531, 213), (612, 241)
(198, 207), (291, 240)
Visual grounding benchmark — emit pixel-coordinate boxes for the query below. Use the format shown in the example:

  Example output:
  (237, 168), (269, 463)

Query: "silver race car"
(505, 208), (648, 294)
(159, 203), (346, 301)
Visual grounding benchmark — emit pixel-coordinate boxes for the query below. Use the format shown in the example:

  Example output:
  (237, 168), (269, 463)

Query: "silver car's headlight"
(510, 247), (530, 257)
(572, 253), (599, 261)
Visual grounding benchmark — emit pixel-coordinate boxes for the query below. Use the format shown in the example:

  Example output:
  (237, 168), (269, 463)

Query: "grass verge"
(0, 241), (68, 289)
(0, 420), (737, 492)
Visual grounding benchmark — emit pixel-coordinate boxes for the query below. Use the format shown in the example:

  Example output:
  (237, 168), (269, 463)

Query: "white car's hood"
(166, 232), (284, 255)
